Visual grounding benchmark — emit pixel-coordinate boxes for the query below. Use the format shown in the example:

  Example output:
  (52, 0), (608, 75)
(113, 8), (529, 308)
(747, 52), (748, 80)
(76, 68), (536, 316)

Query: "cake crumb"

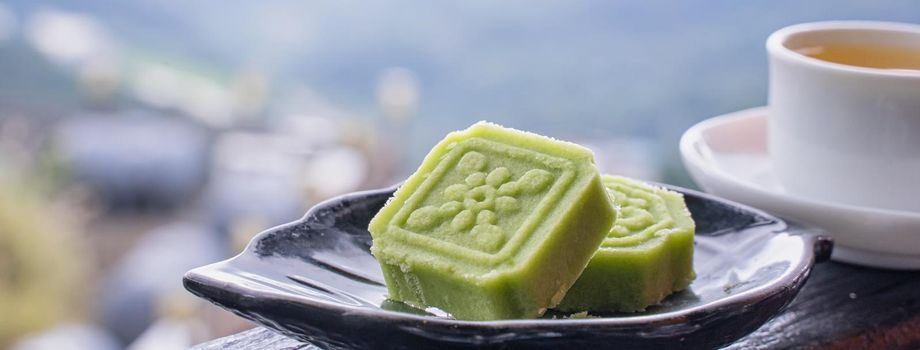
(568, 311), (596, 319)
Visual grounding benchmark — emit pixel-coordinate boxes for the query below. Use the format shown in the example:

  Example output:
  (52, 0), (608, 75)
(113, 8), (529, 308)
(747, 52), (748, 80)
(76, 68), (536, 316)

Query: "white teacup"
(767, 21), (920, 213)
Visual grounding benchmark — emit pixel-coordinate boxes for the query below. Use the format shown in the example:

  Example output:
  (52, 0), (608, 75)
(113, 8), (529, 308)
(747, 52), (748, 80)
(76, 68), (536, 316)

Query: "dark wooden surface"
(191, 261), (920, 349)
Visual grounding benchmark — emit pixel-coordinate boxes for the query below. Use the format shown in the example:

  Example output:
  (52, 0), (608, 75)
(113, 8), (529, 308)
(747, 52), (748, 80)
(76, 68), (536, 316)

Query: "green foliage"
(0, 174), (88, 347)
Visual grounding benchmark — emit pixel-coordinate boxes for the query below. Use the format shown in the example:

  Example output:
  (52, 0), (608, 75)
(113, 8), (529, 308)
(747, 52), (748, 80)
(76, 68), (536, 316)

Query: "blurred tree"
(0, 174), (89, 347)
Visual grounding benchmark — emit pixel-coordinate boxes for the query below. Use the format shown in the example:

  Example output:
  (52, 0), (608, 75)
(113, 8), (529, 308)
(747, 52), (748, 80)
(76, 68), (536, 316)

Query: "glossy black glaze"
(184, 184), (832, 350)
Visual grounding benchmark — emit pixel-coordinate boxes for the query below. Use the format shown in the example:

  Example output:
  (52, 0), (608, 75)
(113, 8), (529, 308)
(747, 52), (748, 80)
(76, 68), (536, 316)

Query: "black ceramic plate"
(184, 184), (832, 350)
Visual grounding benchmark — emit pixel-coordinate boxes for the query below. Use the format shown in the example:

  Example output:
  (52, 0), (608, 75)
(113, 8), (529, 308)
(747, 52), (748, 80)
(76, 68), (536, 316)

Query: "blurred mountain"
(0, 0), (918, 185)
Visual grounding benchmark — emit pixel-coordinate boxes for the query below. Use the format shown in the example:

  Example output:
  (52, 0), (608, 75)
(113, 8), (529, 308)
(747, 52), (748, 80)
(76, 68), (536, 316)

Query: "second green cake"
(556, 175), (696, 312)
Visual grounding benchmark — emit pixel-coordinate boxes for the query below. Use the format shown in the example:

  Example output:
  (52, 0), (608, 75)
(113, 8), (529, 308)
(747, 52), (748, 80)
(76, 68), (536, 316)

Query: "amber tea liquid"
(795, 44), (920, 71)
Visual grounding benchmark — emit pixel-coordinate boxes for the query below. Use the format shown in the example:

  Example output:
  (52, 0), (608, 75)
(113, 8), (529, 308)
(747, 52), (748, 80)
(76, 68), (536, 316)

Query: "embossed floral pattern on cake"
(402, 151), (555, 253)
(601, 179), (678, 248)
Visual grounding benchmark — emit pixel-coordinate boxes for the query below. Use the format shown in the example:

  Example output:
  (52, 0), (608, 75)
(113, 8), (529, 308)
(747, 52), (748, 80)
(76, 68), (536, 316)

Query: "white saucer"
(680, 107), (920, 270)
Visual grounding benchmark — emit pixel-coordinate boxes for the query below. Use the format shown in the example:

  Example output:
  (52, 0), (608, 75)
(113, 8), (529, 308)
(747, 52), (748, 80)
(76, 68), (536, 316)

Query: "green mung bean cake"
(557, 175), (696, 312)
(368, 122), (616, 320)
